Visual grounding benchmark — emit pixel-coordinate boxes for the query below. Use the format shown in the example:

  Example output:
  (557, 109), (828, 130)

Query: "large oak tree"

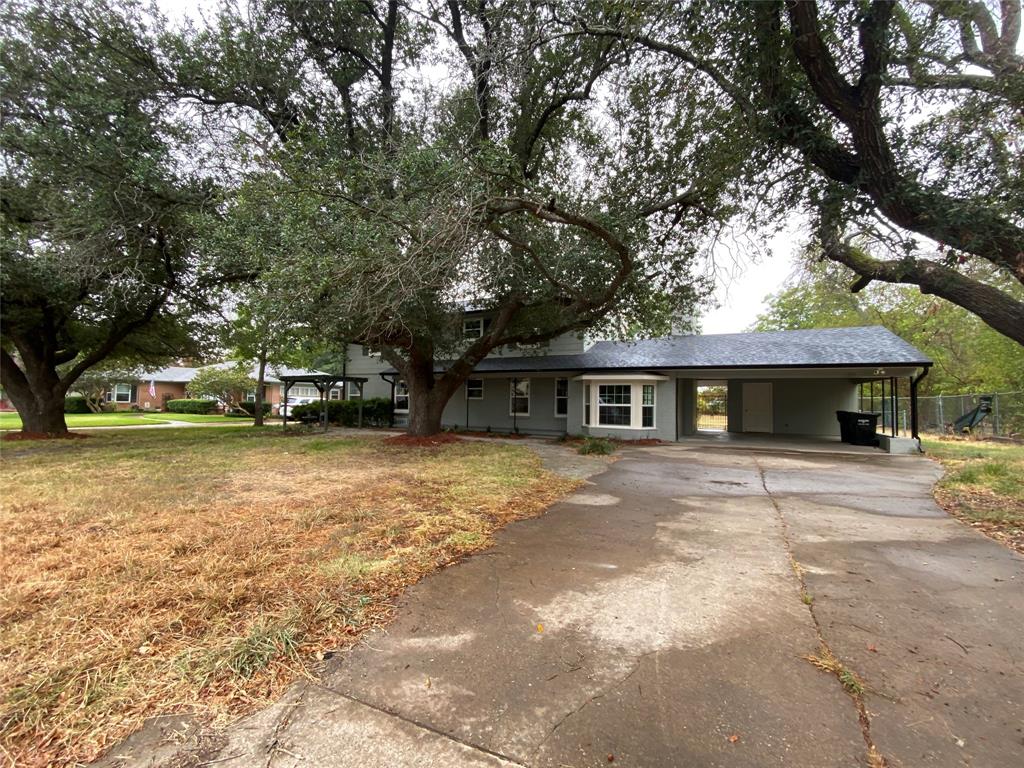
(178, 0), (754, 435)
(0, 1), (231, 435)
(582, 0), (1024, 344)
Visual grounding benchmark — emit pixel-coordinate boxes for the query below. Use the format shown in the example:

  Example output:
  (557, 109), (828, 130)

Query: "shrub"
(578, 436), (615, 455)
(166, 398), (219, 414)
(64, 396), (91, 414)
(290, 398), (392, 427)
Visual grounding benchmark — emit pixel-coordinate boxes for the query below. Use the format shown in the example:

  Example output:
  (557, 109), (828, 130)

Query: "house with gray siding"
(343, 321), (932, 448)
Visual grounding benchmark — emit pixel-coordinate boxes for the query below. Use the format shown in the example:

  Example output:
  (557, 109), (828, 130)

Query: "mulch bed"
(1, 431), (90, 442)
(383, 433), (462, 447)
(458, 431), (527, 440)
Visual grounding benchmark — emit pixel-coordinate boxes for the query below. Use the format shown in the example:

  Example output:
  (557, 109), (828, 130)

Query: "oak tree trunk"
(2, 368), (70, 436)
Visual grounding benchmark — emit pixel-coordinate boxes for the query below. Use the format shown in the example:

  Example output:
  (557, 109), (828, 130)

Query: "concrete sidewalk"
(98, 443), (1024, 768)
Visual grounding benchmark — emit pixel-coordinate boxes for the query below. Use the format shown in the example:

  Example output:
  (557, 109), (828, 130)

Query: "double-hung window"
(554, 378), (568, 417)
(509, 379), (530, 416)
(347, 381), (362, 400)
(598, 384), (631, 426)
(642, 385), (656, 428)
(584, 384), (591, 425)
(329, 388), (342, 400)
(112, 383), (133, 404)
(394, 380), (410, 412)
(463, 317), (484, 338)
(466, 378), (484, 400)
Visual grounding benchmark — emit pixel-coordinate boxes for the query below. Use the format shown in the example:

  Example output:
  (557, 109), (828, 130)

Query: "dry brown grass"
(0, 428), (577, 767)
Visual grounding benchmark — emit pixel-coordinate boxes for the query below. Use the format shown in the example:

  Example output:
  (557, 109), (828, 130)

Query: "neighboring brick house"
(108, 363), (335, 412)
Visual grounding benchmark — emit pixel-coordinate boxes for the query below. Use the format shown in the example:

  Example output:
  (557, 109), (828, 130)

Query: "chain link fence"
(878, 391), (1024, 438)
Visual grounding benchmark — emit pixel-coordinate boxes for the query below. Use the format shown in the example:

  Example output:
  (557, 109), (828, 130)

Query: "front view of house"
(345, 324), (932, 447)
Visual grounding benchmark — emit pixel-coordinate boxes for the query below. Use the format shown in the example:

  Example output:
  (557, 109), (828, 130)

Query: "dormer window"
(463, 317), (484, 338)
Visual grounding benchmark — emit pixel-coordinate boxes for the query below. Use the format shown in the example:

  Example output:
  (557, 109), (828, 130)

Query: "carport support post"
(910, 368), (928, 442)
(890, 377), (897, 437)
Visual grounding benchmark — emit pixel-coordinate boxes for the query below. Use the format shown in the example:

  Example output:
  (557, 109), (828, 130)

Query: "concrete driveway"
(102, 443), (1024, 768)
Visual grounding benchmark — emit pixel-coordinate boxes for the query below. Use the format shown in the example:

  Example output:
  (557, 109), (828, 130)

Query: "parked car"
(278, 397), (316, 417)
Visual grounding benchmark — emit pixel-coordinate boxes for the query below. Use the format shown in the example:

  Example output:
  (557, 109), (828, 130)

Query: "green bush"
(166, 398), (220, 414)
(64, 396), (91, 413)
(290, 398), (392, 427)
(230, 402), (272, 417)
(578, 436), (615, 455)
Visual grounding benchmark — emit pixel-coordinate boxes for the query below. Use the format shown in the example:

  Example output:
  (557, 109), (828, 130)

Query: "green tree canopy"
(0, 0), (230, 435)
(581, 0), (1024, 345)
(175, 0), (755, 434)
(186, 364), (257, 412)
(754, 261), (1024, 395)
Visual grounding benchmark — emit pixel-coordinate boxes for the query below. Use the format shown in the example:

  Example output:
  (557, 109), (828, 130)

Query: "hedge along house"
(104, 363), (335, 411)
(345, 325), (932, 452)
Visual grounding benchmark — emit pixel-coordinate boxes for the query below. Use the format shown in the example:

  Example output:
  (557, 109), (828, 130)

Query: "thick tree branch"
(821, 229), (1024, 345)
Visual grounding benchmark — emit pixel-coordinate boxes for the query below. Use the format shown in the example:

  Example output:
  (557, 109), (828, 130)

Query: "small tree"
(68, 365), (144, 413)
(186, 365), (256, 414)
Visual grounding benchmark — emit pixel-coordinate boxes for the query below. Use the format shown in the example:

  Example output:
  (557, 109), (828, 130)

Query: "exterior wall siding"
(726, 378), (858, 437)
(677, 378), (698, 436)
(439, 376), (570, 435)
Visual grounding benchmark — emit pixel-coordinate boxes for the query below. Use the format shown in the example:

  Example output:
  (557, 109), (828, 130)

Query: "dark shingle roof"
(581, 326), (931, 369)
(421, 326), (931, 374)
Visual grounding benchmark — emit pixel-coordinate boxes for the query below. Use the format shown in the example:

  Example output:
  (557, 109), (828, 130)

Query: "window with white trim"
(642, 384), (656, 428)
(463, 317), (484, 338)
(113, 383), (133, 403)
(347, 381), (362, 399)
(598, 384), (631, 426)
(554, 378), (568, 417)
(329, 388), (341, 400)
(291, 386), (317, 398)
(466, 378), (483, 400)
(394, 380), (410, 412)
(509, 379), (530, 416)
(584, 384), (591, 425)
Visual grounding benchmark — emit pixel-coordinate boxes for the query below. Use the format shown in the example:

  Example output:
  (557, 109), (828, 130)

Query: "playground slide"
(952, 395), (993, 433)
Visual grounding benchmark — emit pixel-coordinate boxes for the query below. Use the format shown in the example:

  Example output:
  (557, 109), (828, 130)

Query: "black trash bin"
(836, 410), (880, 446)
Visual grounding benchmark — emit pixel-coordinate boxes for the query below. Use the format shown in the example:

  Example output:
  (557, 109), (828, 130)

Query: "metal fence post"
(994, 393), (1000, 434)
(937, 397), (944, 430)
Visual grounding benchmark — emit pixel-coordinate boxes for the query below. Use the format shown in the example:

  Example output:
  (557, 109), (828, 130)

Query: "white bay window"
(578, 375), (664, 430)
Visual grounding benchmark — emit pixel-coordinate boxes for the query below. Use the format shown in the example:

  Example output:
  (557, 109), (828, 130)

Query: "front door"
(742, 382), (773, 433)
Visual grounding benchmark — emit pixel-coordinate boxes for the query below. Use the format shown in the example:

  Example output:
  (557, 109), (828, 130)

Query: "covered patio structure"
(278, 373), (369, 429)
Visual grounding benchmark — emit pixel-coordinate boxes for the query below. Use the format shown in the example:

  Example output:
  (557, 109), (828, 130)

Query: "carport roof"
(413, 325), (932, 374)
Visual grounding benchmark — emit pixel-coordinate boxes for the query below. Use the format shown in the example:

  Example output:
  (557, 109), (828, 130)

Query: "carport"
(667, 328), (932, 452)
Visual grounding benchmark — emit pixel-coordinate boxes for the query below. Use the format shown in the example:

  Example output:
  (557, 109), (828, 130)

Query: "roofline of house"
(381, 360), (933, 376)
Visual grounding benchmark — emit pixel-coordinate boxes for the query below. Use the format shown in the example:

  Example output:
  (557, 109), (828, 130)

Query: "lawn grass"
(0, 411), (248, 430)
(0, 429), (577, 766)
(924, 437), (1024, 554)
(0, 412), (153, 429)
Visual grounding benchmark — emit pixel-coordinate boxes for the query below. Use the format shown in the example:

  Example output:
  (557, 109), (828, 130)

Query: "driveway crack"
(754, 457), (888, 768)
(532, 649), (658, 757)
(312, 682), (528, 766)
